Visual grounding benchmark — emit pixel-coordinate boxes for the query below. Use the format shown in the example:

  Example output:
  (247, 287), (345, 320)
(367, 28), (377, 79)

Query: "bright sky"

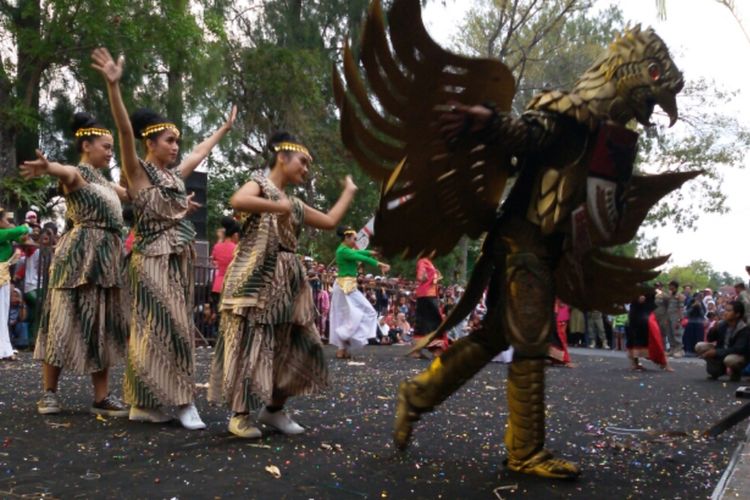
(422, 0), (750, 277)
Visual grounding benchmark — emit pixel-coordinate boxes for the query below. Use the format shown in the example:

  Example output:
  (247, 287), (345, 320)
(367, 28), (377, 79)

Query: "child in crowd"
(9, 287), (29, 350)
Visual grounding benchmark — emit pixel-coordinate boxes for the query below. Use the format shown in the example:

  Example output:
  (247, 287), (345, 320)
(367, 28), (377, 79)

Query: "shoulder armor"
(527, 90), (598, 130)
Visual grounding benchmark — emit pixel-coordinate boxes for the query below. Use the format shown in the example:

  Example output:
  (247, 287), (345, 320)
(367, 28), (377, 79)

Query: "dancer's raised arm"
(303, 175), (358, 230)
(20, 150), (85, 192)
(91, 48), (146, 192)
(177, 105), (237, 179)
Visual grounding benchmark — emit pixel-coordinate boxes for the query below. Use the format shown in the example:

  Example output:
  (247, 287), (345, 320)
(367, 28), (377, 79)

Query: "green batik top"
(48, 163), (125, 289)
(335, 244), (378, 277)
(131, 159), (196, 256)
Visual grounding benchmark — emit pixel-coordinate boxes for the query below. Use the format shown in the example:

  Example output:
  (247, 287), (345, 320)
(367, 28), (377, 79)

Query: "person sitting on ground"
(394, 312), (411, 344)
(695, 300), (750, 381)
(9, 287), (29, 350)
(371, 315), (393, 345)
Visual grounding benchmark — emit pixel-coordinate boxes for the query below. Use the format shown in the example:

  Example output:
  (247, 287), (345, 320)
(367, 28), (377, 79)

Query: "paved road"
(0, 346), (746, 499)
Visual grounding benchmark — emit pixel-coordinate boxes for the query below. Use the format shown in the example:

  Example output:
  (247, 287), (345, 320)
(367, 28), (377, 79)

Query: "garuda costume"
(333, 0), (697, 479)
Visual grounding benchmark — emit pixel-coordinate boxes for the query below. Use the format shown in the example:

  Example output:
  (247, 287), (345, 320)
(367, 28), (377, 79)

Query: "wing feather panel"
(334, 0), (517, 257)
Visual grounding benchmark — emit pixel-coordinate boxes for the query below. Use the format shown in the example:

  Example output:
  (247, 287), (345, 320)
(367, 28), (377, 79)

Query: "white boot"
(177, 403), (206, 430)
(258, 407), (305, 435)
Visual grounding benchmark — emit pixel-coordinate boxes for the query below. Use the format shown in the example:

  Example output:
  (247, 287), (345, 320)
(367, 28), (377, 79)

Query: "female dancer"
(626, 293), (673, 372)
(412, 254), (444, 357)
(92, 47), (235, 429)
(21, 113), (130, 415)
(0, 210), (32, 361)
(209, 132), (358, 438)
(329, 226), (390, 359)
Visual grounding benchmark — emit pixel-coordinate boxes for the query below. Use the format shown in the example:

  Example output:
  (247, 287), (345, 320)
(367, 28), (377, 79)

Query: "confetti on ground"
(0, 346), (744, 497)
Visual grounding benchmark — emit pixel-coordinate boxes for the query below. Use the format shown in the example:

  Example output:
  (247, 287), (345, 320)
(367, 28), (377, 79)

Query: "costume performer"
(334, 0), (696, 478)
(412, 256), (444, 356)
(0, 210), (32, 361)
(626, 294), (671, 371)
(22, 113), (131, 416)
(209, 132), (358, 438)
(329, 226), (390, 358)
(93, 47), (236, 429)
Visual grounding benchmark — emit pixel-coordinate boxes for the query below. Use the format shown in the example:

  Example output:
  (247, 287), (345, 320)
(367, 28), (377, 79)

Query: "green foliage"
(657, 259), (745, 291)
(0, 175), (51, 211)
(207, 1), (380, 263)
(454, 0), (750, 248)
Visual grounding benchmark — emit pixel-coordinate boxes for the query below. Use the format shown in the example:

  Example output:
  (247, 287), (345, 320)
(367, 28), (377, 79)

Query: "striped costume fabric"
(34, 164), (128, 374)
(209, 173), (328, 413)
(123, 160), (197, 408)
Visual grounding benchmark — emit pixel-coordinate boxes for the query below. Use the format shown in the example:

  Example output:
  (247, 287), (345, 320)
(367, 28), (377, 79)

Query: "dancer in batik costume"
(22, 113), (130, 416)
(209, 132), (358, 438)
(92, 47), (236, 429)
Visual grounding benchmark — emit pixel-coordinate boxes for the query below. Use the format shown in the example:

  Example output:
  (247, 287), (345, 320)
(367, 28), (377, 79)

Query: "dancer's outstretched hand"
(437, 101), (493, 141)
(277, 195), (293, 215)
(343, 175), (358, 193)
(91, 47), (124, 84)
(378, 263), (391, 274)
(19, 149), (51, 180)
(223, 105), (238, 131)
(186, 192), (203, 215)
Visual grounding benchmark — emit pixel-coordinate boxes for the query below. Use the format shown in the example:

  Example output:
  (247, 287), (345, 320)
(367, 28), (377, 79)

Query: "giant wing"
(555, 170), (701, 314)
(333, 0), (516, 258)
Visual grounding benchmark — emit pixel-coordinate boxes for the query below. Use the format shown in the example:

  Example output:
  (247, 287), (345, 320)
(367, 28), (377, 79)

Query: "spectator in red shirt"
(211, 216), (240, 302)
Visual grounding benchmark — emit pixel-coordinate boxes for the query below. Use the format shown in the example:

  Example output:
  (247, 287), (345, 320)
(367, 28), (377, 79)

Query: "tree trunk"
(0, 65), (16, 184)
(14, 0), (42, 167)
(288, 0), (303, 47)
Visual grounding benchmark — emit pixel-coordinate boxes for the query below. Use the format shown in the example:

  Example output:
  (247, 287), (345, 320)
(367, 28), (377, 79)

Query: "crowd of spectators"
(301, 258), (468, 346)
(4, 210), (58, 354)
(7, 211), (750, 383)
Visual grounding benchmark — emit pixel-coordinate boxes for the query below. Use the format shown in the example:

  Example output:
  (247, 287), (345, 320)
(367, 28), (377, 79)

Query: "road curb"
(712, 419), (750, 499)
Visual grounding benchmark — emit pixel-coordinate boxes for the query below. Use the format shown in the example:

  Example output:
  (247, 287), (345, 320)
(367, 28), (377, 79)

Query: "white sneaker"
(228, 414), (262, 438)
(129, 406), (171, 423)
(258, 407), (305, 435)
(37, 391), (62, 415)
(177, 403), (206, 430)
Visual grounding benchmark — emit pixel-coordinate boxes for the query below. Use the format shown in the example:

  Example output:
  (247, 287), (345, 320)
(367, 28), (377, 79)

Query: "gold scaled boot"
(504, 358), (580, 479)
(394, 337), (496, 450)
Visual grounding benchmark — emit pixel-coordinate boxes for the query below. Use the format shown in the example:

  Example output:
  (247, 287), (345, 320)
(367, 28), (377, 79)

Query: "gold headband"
(142, 123), (180, 138)
(273, 141), (312, 160)
(344, 230), (356, 236)
(75, 127), (111, 138)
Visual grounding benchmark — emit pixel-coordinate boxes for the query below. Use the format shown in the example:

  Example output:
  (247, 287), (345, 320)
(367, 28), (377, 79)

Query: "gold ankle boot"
(504, 358), (580, 479)
(394, 337), (496, 450)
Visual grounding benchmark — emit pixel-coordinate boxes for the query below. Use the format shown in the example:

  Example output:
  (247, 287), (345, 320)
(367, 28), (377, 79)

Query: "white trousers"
(328, 282), (377, 350)
(0, 284), (13, 358)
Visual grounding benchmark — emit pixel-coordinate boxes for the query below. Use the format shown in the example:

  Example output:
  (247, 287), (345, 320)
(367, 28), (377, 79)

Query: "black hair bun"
(220, 216), (241, 238)
(267, 131), (297, 153)
(336, 225), (353, 239)
(130, 108), (167, 139)
(71, 112), (99, 134)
